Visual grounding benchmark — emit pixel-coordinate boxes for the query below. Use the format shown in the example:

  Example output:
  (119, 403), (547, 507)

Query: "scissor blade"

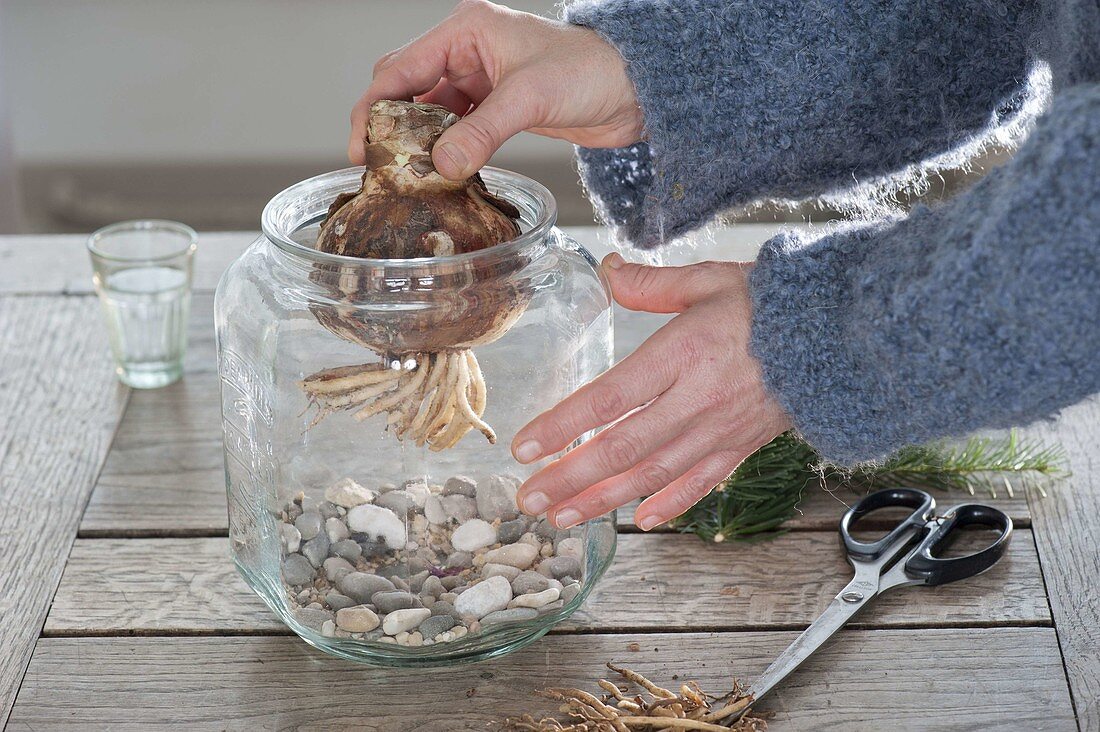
(746, 587), (872, 706)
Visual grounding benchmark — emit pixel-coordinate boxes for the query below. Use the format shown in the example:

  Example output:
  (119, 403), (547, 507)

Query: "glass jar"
(215, 166), (614, 666)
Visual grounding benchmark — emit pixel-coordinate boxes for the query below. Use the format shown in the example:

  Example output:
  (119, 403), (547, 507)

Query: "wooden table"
(1, 227), (1097, 731)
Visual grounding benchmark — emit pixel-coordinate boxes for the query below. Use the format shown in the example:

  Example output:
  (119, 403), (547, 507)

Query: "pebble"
(321, 620), (336, 637)
(511, 571), (551, 596)
(336, 605), (380, 633)
(454, 575), (512, 619)
(481, 607), (538, 625)
(296, 589), (311, 604)
(451, 519), (498, 552)
(324, 478), (375, 508)
(483, 542), (539, 569)
(323, 556), (355, 583)
(403, 481), (430, 508)
(424, 495), (447, 524)
(301, 532), (330, 567)
(280, 523), (302, 553)
(481, 563), (523, 581)
(561, 583), (581, 604)
(330, 539), (362, 562)
(496, 518), (529, 544)
(440, 575), (464, 590)
(418, 614), (455, 640)
(533, 518), (565, 542)
(422, 575), (445, 598)
(430, 600), (459, 619)
(438, 592), (459, 604)
(518, 532), (541, 548)
(408, 570), (430, 594)
(443, 475), (477, 497)
(477, 474), (521, 521)
(282, 554), (316, 586)
(508, 587), (560, 609)
(538, 556), (582, 580)
(445, 551), (473, 569)
(325, 517), (350, 542)
(295, 511), (323, 541)
(294, 606), (333, 630)
(375, 490), (414, 516)
(325, 592), (357, 612)
(440, 495), (478, 523)
(352, 534), (390, 559)
(372, 591), (423, 614)
(337, 572), (396, 603)
(556, 537), (582, 559)
(537, 600), (564, 615)
(382, 607), (432, 635)
(346, 504), (407, 549)
(317, 501), (341, 520)
(406, 631), (424, 647)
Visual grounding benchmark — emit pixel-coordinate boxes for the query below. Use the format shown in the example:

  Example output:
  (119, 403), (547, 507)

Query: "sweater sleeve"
(564, 0), (1038, 248)
(748, 84), (1100, 464)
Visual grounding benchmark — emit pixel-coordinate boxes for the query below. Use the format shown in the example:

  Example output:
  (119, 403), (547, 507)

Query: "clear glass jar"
(215, 166), (614, 666)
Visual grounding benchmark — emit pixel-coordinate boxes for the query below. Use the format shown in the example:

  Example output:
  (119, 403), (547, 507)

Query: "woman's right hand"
(350, 0), (644, 180)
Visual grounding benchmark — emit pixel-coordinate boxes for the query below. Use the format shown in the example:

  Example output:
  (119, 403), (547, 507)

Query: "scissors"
(726, 487), (1013, 722)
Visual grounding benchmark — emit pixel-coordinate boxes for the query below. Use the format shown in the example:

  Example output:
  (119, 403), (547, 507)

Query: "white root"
(299, 348), (494, 450)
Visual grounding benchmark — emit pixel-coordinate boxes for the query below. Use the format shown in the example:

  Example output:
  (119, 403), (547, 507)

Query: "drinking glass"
(87, 220), (197, 388)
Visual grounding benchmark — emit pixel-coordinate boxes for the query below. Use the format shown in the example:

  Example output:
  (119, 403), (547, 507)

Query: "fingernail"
(436, 142), (468, 177)
(555, 508), (582, 529)
(513, 439), (543, 464)
(604, 252), (625, 270)
(638, 515), (661, 531)
(523, 491), (551, 514)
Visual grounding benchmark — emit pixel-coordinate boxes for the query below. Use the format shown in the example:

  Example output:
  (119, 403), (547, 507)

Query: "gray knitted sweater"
(566, 0), (1100, 463)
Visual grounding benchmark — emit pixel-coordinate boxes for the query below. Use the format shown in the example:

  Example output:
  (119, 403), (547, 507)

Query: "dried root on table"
(302, 100), (529, 450)
(499, 663), (768, 731)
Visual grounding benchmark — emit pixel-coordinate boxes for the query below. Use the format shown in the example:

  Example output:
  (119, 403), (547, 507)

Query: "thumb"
(432, 86), (535, 180)
(602, 254), (736, 313)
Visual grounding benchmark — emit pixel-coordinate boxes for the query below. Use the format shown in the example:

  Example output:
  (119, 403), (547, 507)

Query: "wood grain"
(45, 529), (1048, 636)
(0, 296), (129, 727)
(8, 629), (1074, 731)
(1025, 396), (1100, 730)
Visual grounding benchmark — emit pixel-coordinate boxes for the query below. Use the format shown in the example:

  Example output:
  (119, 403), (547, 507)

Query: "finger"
(601, 254), (746, 314)
(432, 82), (539, 179)
(542, 423), (729, 529)
(516, 388), (707, 515)
(634, 448), (749, 530)
(416, 79), (474, 116)
(511, 331), (679, 464)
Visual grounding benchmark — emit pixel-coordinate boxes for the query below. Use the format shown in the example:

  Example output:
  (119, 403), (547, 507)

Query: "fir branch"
(670, 430), (1066, 543)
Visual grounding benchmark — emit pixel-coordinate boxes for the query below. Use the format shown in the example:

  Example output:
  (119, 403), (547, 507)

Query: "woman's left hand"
(512, 254), (791, 531)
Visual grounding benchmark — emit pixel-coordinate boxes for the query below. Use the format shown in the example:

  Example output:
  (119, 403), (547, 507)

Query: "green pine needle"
(669, 430), (1066, 543)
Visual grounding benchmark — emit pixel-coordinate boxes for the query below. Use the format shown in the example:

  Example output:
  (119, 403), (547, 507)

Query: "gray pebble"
(424, 495), (447, 524)
(430, 600), (458, 618)
(325, 592), (357, 612)
(316, 501), (341, 520)
(539, 556), (582, 580)
(282, 554), (316, 586)
(323, 556), (355, 583)
(445, 552), (473, 569)
(438, 592), (459, 604)
(350, 533), (389, 559)
(330, 539), (362, 562)
(372, 591), (423, 614)
(443, 475), (478, 497)
(561, 583), (581, 604)
(511, 570), (551, 596)
(537, 600), (565, 615)
(295, 511), (323, 541)
(497, 518), (529, 545)
(377, 563), (409, 581)
(363, 628), (386, 641)
(375, 490), (413, 516)
(285, 502), (303, 523)
(407, 557), (430, 574)
(301, 532), (331, 568)
(408, 570), (430, 594)
(391, 576), (411, 592)
(296, 588), (311, 604)
(280, 523), (302, 553)
(481, 607), (538, 625)
(325, 517), (350, 543)
(477, 474), (521, 521)
(337, 572), (396, 603)
(533, 518), (566, 541)
(422, 575), (445, 598)
(440, 575), (465, 590)
(441, 495), (478, 523)
(418, 614), (456, 639)
(293, 606), (333, 630)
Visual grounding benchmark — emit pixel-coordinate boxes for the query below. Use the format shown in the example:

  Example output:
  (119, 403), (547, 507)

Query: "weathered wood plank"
(1024, 396), (1100, 730)
(45, 528), (1047, 636)
(8, 629), (1075, 731)
(0, 296), (129, 728)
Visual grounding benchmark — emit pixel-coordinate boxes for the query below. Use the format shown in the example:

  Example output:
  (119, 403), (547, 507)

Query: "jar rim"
(260, 166), (558, 270)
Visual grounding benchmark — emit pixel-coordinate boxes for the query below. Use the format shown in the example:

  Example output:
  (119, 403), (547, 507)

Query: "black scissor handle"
(904, 503), (1013, 586)
(839, 488), (936, 561)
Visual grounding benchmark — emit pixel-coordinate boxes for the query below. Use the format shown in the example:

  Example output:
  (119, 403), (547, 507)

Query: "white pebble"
(481, 563), (523, 581)
(324, 478), (376, 508)
(335, 605), (380, 633)
(451, 625), (468, 639)
(454, 575), (513, 619)
(508, 587), (561, 609)
(483, 543), (539, 569)
(280, 523), (301, 553)
(347, 504), (407, 549)
(451, 519), (498, 552)
(382, 607), (432, 635)
(325, 517), (350, 542)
